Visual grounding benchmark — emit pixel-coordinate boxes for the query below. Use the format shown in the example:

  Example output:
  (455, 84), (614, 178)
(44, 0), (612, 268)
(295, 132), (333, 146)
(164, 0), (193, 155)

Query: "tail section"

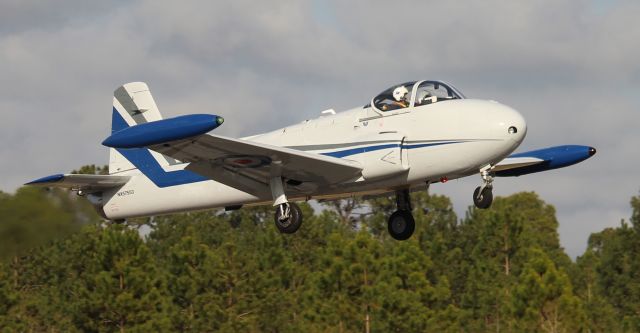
(113, 82), (162, 127)
(109, 82), (177, 174)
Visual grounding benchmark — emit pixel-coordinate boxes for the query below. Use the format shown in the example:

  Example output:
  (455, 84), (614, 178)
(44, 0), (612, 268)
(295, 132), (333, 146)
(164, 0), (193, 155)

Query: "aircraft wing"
(25, 174), (130, 193)
(147, 134), (363, 195)
(100, 113), (362, 196)
(493, 145), (596, 177)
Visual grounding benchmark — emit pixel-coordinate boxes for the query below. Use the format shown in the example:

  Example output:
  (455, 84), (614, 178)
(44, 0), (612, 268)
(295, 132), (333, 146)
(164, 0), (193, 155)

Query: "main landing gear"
(270, 176), (303, 234)
(387, 189), (415, 240)
(473, 166), (494, 209)
(274, 202), (303, 233)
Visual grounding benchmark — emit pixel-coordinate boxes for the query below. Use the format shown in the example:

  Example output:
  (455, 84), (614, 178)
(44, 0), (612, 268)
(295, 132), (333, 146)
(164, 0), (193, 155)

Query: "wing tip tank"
(102, 114), (224, 148)
(495, 145), (596, 177)
(25, 173), (65, 185)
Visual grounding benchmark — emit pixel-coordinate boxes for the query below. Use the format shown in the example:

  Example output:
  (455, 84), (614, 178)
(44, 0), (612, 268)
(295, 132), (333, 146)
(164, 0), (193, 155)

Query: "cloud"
(1, 0), (638, 256)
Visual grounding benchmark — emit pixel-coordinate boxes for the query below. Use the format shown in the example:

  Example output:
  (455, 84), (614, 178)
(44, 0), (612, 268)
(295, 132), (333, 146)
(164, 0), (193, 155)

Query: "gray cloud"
(1, 0), (638, 257)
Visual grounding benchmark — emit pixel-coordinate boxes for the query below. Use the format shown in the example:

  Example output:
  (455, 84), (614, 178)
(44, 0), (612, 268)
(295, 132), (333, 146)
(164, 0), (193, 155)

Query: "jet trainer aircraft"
(28, 81), (596, 240)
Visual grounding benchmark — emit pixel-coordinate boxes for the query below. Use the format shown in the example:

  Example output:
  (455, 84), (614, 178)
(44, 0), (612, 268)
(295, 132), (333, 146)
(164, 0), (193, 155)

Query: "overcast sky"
(1, 0), (638, 257)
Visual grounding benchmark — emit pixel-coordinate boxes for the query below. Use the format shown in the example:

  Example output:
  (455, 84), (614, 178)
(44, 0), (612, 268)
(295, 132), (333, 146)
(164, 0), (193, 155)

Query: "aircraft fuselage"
(97, 98), (526, 219)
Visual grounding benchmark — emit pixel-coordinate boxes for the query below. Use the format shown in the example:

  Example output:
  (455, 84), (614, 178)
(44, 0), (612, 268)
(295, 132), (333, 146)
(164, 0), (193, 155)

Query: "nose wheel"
(387, 189), (416, 240)
(473, 167), (494, 209)
(473, 186), (493, 209)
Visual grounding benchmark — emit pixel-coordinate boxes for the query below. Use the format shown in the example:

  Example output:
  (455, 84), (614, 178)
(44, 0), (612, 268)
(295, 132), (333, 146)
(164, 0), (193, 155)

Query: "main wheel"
(387, 210), (415, 240)
(274, 202), (303, 234)
(473, 186), (493, 209)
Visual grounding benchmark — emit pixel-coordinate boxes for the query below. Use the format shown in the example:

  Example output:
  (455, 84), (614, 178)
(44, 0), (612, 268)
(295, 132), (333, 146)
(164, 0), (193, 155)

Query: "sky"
(1, 0), (638, 257)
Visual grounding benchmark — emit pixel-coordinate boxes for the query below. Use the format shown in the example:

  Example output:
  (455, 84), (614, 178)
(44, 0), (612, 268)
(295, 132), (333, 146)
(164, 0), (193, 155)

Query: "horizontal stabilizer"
(102, 114), (225, 148)
(494, 145), (596, 177)
(26, 174), (130, 192)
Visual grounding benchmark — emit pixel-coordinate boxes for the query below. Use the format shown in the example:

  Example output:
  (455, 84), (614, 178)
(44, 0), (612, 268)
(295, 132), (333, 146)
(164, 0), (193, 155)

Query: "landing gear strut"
(270, 176), (303, 234)
(387, 189), (415, 240)
(473, 167), (494, 209)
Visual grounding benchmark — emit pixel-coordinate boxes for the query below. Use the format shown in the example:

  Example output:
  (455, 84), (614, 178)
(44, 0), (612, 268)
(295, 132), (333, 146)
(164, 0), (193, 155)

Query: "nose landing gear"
(473, 166), (494, 209)
(387, 189), (416, 240)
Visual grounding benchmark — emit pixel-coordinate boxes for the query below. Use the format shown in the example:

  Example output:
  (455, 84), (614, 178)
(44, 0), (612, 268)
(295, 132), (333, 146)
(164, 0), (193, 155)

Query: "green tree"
(458, 192), (574, 331)
(3, 185), (640, 332)
(511, 248), (585, 332)
(0, 187), (80, 262)
(66, 224), (174, 332)
(575, 246), (620, 332)
(585, 199), (640, 331)
(71, 164), (109, 175)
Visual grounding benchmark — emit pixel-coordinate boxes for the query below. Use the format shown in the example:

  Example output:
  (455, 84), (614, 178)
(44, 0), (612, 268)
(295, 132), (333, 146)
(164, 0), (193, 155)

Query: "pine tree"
(65, 224), (174, 332)
(586, 196), (640, 331)
(511, 248), (585, 332)
(458, 192), (575, 331)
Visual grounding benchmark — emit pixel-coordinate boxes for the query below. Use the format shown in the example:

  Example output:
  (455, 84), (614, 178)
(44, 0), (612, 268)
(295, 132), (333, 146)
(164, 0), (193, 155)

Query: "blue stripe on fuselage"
(321, 143), (400, 158)
(111, 108), (463, 187)
(320, 141), (460, 158)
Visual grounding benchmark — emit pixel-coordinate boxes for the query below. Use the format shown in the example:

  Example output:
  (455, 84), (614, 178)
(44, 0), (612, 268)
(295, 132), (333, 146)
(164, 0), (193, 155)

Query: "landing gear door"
(400, 136), (410, 170)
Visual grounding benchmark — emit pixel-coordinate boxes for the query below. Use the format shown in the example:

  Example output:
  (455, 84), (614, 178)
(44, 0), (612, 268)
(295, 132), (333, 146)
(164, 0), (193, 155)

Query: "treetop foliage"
(0, 172), (639, 332)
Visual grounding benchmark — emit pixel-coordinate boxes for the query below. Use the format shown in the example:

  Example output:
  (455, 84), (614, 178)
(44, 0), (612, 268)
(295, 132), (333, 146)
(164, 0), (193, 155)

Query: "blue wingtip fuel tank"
(25, 173), (65, 185)
(102, 114), (224, 148)
(495, 145), (596, 177)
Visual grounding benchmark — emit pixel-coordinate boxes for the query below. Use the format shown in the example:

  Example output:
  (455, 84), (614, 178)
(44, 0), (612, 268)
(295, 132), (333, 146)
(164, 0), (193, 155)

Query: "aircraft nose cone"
(588, 147), (597, 156)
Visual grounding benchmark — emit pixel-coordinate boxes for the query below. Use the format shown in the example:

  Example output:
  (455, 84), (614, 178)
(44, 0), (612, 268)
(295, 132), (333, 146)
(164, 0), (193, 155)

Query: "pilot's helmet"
(393, 86), (409, 102)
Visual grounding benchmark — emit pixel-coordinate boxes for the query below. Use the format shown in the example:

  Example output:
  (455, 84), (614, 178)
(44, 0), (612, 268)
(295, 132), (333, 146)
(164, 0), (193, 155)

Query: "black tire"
(274, 202), (303, 234)
(387, 210), (415, 240)
(473, 186), (493, 209)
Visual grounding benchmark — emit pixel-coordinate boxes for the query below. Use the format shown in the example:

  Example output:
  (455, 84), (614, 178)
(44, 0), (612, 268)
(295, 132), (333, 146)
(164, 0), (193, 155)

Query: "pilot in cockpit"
(391, 86), (409, 108)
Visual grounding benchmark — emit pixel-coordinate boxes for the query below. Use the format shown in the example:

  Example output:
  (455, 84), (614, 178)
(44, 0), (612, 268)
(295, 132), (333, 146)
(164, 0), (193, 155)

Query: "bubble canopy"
(371, 80), (466, 112)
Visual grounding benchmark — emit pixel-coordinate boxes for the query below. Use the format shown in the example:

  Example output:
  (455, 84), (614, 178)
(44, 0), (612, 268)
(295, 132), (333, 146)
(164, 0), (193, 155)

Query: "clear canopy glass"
(372, 80), (465, 112)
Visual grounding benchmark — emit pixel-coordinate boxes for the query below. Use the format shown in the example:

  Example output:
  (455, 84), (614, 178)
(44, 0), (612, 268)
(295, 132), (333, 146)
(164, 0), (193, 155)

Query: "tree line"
(0, 167), (638, 332)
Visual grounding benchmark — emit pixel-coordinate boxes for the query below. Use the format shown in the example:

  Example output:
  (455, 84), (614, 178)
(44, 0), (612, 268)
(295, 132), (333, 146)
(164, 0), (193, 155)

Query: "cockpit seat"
(416, 91), (437, 106)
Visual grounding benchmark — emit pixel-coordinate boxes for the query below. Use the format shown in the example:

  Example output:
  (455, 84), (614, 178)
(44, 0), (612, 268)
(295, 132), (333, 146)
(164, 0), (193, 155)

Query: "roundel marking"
(218, 155), (272, 168)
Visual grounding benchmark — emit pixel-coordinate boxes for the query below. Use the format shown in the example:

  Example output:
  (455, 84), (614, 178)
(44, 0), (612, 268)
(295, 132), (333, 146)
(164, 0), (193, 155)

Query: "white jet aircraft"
(28, 81), (596, 240)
